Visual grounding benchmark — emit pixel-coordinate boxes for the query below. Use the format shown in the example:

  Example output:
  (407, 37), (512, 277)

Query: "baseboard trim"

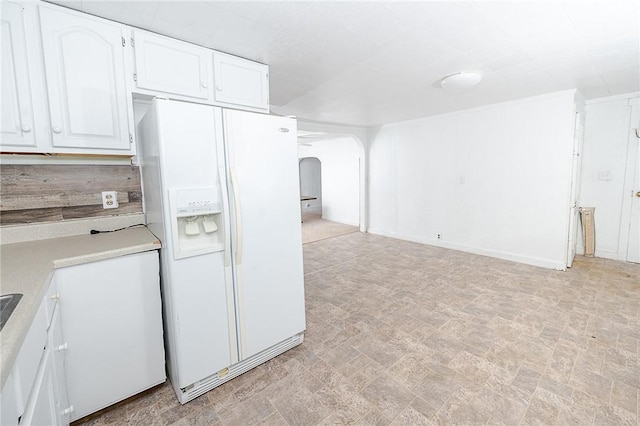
(367, 228), (567, 271)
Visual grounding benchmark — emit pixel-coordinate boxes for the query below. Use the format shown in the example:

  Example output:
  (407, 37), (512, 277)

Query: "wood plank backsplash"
(0, 165), (143, 225)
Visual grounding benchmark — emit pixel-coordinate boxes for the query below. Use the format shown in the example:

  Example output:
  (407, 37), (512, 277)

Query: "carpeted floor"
(301, 212), (359, 244)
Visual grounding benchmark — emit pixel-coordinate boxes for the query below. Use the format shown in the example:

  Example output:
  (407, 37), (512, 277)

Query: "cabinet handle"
(61, 405), (74, 415)
(21, 125), (32, 132)
(201, 82), (208, 88)
(56, 342), (68, 352)
(50, 293), (60, 301)
(52, 126), (62, 134)
(216, 85), (222, 91)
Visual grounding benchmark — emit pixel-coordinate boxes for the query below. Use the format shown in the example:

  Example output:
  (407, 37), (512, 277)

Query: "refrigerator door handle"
(230, 167), (243, 265)
(219, 166), (232, 267)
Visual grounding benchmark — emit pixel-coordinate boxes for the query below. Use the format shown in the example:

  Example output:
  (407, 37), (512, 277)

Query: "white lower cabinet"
(55, 251), (165, 422)
(1, 250), (164, 426)
(20, 349), (57, 426)
(49, 308), (71, 426)
(8, 294), (67, 426)
(0, 374), (19, 426)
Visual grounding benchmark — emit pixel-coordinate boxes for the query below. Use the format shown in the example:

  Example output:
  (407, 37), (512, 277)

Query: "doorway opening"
(298, 132), (364, 243)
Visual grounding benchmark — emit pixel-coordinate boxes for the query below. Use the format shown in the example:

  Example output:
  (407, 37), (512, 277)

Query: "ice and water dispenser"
(169, 187), (224, 259)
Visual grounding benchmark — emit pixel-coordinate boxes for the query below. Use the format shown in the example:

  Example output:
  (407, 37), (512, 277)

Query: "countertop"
(0, 226), (161, 389)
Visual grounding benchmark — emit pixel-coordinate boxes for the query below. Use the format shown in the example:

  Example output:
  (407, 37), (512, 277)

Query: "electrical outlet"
(102, 191), (119, 209)
(437, 234), (441, 240)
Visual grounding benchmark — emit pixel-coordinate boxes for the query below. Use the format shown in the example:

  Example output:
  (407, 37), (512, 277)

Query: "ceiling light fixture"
(440, 71), (482, 93)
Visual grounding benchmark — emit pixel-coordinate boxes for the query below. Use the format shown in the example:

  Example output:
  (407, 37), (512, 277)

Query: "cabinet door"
(39, 6), (132, 152)
(133, 30), (212, 100)
(213, 52), (269, 111)
(48, 308), (70, 425)
(1, 374), (19, 426)
(56, 251), (165, 421)
(20, 350), (59, 426)
(0, 1), (36, 149)
(13, 304), (47, 417)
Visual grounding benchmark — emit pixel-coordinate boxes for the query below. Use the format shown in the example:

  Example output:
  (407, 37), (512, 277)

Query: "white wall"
(298, 137), (360, 226)
(368, 90), (578, 270)
(578, 93), (639, 261)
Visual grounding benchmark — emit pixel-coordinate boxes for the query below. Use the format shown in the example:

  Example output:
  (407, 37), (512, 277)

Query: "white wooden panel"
(39, 6), (131, 151)
(133, 29), (212, 100)
(13, 303), (46, 417)
(0, 1), (36, 149)
(56, 251), (165, 421)
(0, 373), (19, 426)
(20, 350), (58, 426)
(213, 52), (269, 111)
(48, 308), (69, 425)
(224, 109), (305, 359)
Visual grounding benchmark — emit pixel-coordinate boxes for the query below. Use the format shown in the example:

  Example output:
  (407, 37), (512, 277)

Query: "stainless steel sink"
(0, 294), (23, 331)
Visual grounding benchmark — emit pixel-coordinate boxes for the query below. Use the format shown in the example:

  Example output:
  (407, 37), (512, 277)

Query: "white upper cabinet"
(213, 52), (269, 112)
(39, 5), (133, 153)
(132, 29), (212, 101)
(1, 1), (37, 149)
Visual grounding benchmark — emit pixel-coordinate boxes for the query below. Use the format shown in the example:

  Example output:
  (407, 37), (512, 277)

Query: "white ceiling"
(48, 0), (640, 127)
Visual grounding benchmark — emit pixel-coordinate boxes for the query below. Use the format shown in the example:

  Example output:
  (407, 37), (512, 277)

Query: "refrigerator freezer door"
(224, 109), (306, 360)
(139, 99), (237, 388)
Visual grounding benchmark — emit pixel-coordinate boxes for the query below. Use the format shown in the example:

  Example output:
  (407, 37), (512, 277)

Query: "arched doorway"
(299, 157), (322, 214)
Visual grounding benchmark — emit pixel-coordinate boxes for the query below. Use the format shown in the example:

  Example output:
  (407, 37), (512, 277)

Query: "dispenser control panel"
(172, 188), (222, 217)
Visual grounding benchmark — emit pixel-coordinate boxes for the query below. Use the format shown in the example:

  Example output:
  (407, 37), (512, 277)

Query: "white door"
(626, 102), (640, 263)
(132, 29), (212, 100)
(0, 1), (36, 149)
(224, 109), (306, 360)
(39, 6), (131, 151)
(213, 52), (269, 111)
(566, 112), (584, 267)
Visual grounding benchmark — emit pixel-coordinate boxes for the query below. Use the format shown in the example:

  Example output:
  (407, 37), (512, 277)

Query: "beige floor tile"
(511, 366), (542, 395)
(360, 375), (416, 419)
(71, 228), (639, 426)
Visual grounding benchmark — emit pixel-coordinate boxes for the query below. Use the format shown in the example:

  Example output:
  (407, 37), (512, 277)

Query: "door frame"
(619, 97), (640, 262)
(297, 132), (366, 232)
(566, 111), (585, 267)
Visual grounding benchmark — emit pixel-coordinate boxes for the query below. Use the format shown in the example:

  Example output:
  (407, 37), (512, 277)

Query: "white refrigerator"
(137, 98), (306, 403)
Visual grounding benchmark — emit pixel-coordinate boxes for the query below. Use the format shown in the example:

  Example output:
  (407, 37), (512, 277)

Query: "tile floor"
(75, 232), (639, 425)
